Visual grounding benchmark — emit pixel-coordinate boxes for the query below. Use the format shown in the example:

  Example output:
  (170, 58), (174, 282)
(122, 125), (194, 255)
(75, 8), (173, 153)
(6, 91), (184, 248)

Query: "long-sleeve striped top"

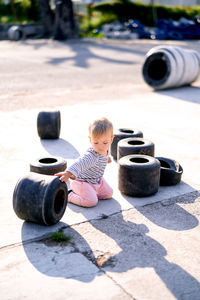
(68, 147), (108, 184)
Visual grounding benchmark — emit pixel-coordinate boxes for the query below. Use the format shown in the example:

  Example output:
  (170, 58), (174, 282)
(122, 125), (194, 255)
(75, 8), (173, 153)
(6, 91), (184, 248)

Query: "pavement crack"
(78, 248), (136, 299)
(80, 250), (97, 265)
(76, 248), (116, 269)
(96, 252), (116, 268)
(105, 272), (137, 300)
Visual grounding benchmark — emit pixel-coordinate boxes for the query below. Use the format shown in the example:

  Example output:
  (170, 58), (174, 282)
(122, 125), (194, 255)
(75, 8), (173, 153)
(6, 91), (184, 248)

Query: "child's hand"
(54, 171), (75, 182)
(108, 156), (112, 163)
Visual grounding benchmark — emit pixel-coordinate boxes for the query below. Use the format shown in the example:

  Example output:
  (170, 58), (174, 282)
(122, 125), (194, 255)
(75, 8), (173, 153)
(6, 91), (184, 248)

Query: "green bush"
(92, 1), (200, 27)
(80, 11), (118, 32)
(0, 0), (40, 23)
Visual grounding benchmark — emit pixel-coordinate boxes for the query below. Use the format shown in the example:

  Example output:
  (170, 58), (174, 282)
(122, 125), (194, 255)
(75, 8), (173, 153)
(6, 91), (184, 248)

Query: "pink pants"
(68, 178), (113, 207)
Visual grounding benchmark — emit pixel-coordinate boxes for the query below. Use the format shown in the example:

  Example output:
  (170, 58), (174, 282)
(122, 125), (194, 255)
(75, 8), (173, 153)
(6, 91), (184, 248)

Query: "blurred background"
(0, 0), (200, 41)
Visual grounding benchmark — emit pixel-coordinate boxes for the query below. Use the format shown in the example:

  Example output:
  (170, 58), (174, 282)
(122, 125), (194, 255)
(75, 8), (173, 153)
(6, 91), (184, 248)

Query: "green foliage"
(0, 15), (13, 23)
(94, 1), (151, 24)
(155, 4), (200, 20)
(92, 1), (200, 27)
(0, 0), (40, 23)
(80, 11), (117, 32)
(51, 230), (71, 243)
(15, 0), (31, 9)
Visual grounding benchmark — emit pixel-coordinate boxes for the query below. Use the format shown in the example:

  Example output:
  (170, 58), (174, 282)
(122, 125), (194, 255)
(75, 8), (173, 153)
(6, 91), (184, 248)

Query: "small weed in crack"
(41, 229), (72, 247)
(51, 231), (71, 243)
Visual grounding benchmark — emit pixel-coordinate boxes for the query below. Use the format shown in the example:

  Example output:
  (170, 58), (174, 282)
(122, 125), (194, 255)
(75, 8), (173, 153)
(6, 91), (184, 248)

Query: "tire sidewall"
(156, 157), (183, 186)
(111, 128), (143, 160)
(118, 155), (160, 197)
(30, 156), (67, 175)
(118, 137), (154, 160)
(43, 177), (68, 225)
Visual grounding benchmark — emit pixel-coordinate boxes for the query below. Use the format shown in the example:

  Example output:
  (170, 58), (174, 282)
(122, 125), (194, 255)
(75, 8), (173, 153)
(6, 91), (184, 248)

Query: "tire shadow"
(113, 151), (199, 231)
(21, 221), (101, 282)
(124, 190), (200, 231)
(40, 138), (80, 159)
(155, 85), (200, 104)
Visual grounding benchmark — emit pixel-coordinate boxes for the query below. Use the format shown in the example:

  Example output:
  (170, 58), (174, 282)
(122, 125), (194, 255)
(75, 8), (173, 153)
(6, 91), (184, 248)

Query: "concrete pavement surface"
(0, 38), (200, 300)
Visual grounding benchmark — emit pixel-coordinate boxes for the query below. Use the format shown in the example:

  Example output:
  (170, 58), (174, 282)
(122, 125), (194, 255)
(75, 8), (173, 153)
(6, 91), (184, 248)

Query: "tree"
(37, 0), (78, 39)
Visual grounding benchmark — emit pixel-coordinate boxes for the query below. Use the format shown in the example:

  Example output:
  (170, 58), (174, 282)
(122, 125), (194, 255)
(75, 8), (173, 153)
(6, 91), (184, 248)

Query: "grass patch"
(51, 230), (71, 243)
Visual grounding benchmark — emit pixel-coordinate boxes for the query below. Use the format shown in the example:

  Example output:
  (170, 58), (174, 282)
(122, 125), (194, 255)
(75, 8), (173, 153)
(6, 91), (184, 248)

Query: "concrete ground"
(0, 38), (200, 300)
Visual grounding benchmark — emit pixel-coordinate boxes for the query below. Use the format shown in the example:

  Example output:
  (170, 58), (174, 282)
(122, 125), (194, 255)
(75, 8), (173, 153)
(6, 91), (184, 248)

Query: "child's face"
(89, 131), (113, 156)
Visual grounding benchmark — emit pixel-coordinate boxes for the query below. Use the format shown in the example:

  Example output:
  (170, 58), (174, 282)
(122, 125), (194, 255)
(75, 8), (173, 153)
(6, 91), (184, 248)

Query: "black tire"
(37, 111), (61, 139)
(118, 154), (160, 197)
(30, 156), (67, 175)
(117, 137), (154, 160)
(13, 172), (68, 225)
(111, 128), (143, 160)
(156, 157), (183, 186)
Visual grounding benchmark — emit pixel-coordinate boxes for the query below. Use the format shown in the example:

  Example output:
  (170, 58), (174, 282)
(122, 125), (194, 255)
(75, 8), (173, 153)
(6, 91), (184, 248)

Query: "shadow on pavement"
(82, 199), (200, 298)
(124, 190), (200, 231)
(45, 42), (135, 68)
(89, 208), (200, 299)
(21, 39), (141, 68)
(21, 221), (100, 282)
(155, 86), (200, 105)
(22, 196), (200, 298)
(40, 138), (80, 159)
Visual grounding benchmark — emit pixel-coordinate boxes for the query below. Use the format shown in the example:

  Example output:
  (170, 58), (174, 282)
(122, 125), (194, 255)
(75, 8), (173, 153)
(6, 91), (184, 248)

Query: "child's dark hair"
(89, 117), (113, 137)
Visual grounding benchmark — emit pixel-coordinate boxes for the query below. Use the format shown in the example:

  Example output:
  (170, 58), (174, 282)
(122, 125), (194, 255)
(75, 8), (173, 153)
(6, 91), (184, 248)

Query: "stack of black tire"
(12, 111), (184, 225)
(111, 128), (183, 197)
(13, 111), (69, 225)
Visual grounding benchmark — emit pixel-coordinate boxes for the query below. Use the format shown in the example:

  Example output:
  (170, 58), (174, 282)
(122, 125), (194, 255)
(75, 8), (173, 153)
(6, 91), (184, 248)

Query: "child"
(55, 117), (114, 207)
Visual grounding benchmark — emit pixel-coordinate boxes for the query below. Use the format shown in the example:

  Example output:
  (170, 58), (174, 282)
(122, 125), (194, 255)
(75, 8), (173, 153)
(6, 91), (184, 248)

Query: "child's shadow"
(68, 197), (200, 299)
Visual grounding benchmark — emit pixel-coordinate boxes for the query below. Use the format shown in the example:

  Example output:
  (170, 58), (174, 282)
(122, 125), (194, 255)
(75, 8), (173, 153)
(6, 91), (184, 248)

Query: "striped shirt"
(68, 147), (108, 184)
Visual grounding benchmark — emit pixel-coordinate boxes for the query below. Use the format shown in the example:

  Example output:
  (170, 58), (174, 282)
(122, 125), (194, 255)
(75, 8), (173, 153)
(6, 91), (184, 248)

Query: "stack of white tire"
(142, 45), (200, 90)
